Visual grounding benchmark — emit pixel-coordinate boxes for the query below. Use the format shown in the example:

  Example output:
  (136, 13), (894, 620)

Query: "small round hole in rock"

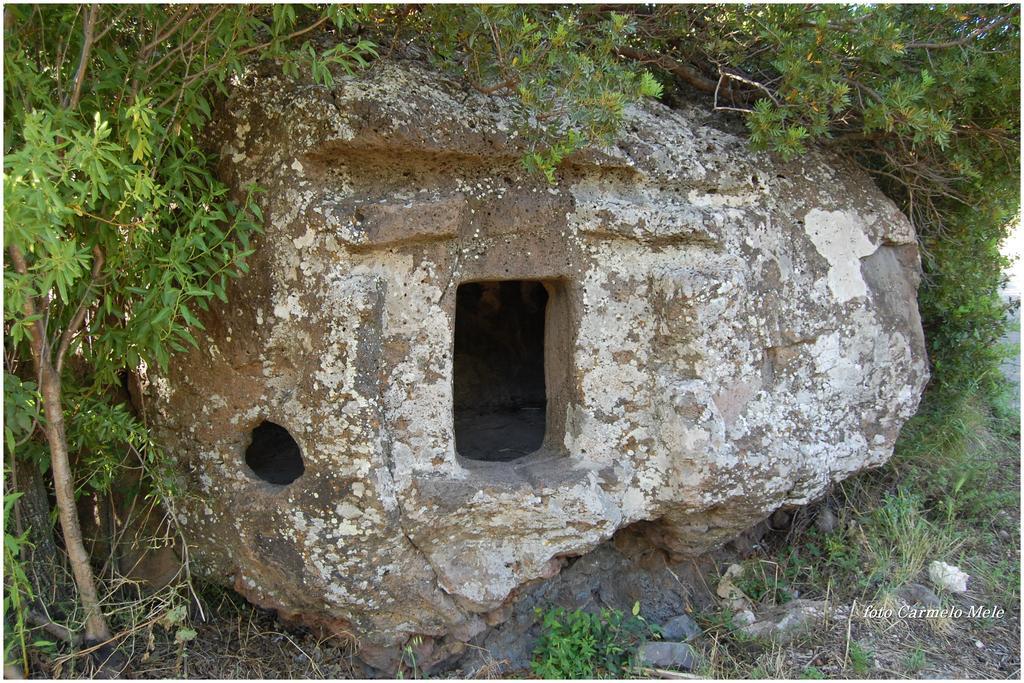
(244, 421), (304, 485)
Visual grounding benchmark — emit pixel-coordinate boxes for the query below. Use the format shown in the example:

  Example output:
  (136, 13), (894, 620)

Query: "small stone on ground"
(637, 641), (698, 671)
(929, 561), (970, 593)
(740, 599), (829, 642)
(898, 582), (942, 608)
(661, 614), (702, 642)
(815, 506), (838, 533)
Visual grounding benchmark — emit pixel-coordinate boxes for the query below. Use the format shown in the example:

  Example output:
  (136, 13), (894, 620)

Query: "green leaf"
(638, 71), (663, 99)
(174, 625), (198, 643)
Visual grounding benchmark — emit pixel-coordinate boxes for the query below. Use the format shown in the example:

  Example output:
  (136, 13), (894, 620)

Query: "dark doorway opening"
(454, 280), (549, 462)
(245, 421), (304, 485)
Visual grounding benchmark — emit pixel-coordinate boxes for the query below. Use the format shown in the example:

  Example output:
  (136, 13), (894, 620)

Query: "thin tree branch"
(158, 13), (333, 109)
(905, 13), (1016, 50)
(844, 77), (883, 105)
(140, 6), (229, 93)
(7, 246), (49, 367)
(52, 5), (83, 98)
(64, 3), (97, 109)
(236, 13), (331, 58)
(91, 5), (132, 46)
(469, 77), (518, 95)
(26, 609), (82, 646)
(140, 4), (198, 55)
(714, 74), (753, 114)
(129, 5), (201, 96)
(617, 46), (720, 95)
(718, 68), (779, 105)
(55, 246), (105, 376)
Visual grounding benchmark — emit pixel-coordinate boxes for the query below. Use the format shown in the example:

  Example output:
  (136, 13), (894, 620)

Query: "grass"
(904, 646), (927, 673)
(693, 376), (1021, 679)
(847, 642), (871, 676)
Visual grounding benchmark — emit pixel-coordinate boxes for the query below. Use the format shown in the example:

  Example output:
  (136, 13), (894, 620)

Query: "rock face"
(143, 59), (928, 669)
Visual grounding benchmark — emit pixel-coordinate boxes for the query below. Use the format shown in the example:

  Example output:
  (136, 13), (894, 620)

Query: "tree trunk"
(16, 458), (62, 608)
(8, 242), (113, 647)
(37, 362), (112, 644)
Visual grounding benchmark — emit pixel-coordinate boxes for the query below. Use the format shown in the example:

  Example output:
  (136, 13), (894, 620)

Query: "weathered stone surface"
(899, 582), (942, 609)
(740, 599), (830, 642)
(142, 58), (929, 669)
(929, 561), (970, 593)
(637, 641), (698, 671)
(815, 505), (839, 534)
(661, 614), (702, 642)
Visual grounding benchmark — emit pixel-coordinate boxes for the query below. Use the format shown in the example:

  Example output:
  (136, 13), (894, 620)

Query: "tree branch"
(27, 609), (82, 646)
(141, 6), (229, 95)
(616, 46), (719, 94)
(469, 77), (518, 95)
(91, 5), (132, 46)
(64, 3), (97, 109)
(8, 245), (112, 644)
(157, 12), (332, 109)
(844, 77), (883, 105)
(140, 4), (198, 55)
(905, 13), (1016, 50)
(7, 246), (49, 367)
(55, 245), (105, 376)
(717, 68), (778, 105)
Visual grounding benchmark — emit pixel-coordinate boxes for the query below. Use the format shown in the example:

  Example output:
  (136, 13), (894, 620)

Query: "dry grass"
(688, 388), (1020, 680)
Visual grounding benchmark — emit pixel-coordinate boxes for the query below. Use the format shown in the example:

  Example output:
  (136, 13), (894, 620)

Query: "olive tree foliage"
(3, 3), (374, 654)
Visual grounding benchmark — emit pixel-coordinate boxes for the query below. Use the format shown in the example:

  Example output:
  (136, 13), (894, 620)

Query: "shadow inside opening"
(453, 281), (548, 462)
(245, 420), (305, 485)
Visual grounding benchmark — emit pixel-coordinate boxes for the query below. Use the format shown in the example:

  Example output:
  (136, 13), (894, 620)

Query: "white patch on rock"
(293, 227), (316, 249)
(803, 209), (877, 302)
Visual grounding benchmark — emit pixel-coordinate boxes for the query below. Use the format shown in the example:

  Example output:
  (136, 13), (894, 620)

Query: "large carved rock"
(144, 59), (928, 668)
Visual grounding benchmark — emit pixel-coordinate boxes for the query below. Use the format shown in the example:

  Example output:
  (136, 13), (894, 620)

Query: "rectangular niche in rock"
(453, 279), (569, 462)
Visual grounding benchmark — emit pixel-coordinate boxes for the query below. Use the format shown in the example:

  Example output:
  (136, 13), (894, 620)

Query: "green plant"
(800, 665), (826, 679)
(965, 555), (1021, 606)
(4, 2), (375, 652)
(390, 6), (663, 182)
(862, 489), (960, 591)
(3, 491), (33, 672)
(848, 642), (872, 676)
(893, 392), (1018, 525)
(734, 560), (795, 606)
(397, 635), (423, 679)
(904, 647), (927, 673)
(531, 602), (659, 678)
